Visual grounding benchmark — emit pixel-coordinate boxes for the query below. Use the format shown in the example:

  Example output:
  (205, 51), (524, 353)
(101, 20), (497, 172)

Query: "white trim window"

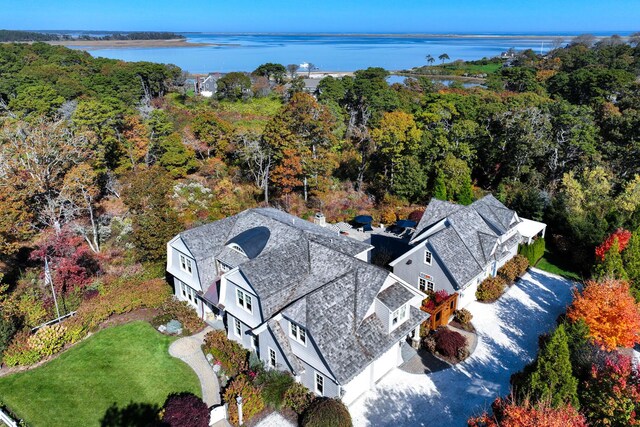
(314, 372), (324, 396)
(252, 335), (259, 350)
(179, 254), (193, 274)
(268, 347), (277, 368)
(424, 250), (432, 265)
(419, 276), (434, 293)
(180, 282), (198, 306)
(289, 322), (307, 345)
(234, 318), (242, 337)
(391, 304), (408, 330)
(236, 289), (253, 313)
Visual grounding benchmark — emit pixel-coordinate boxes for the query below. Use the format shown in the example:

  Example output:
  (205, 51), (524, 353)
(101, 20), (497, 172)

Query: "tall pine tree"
(596, 238), (628, 280)
(623, 229), (640, 295)
(527, 324), (579, 408)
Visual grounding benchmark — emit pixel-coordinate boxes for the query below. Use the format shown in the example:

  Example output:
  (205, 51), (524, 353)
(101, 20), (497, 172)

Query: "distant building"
(196, 73), (221, 97)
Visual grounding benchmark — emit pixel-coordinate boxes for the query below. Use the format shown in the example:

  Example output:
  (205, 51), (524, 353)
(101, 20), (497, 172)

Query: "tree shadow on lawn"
(100, 402), (162, 427)
(356, 271), (575, 427)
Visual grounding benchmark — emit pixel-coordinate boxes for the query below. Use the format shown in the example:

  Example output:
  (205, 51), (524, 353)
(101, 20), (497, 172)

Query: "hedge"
(519, 238), (545, 266)
(476, 276), (507, 302)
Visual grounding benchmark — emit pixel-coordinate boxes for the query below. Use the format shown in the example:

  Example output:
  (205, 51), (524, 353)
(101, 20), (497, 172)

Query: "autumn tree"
(60, 164), (101, 252)
(122, 166), (181, 262)
(595, 228), (632, 261)
(0, 191), (32, 256)
(236, 132), (273, 204)
(121, 115), (150, 168)
(595, 238), (628, 280)
(567, 279), (640, 350)
(468, 396), (587, 427)
(191, 112), (234, 157)
(30, 230), (101, 295)
(580, 353), (640, 427)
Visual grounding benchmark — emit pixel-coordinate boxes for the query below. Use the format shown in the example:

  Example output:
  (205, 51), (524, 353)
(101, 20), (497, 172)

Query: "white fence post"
(0, 407), (19, 427)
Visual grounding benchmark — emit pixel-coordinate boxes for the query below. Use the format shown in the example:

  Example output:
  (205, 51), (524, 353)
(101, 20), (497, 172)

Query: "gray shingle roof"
(268, 319), (305, 374)
(177, 208), (372, 291)
(286, 271), (428, 384)
(412, 195), (519, 288)
(377, 282), (415, 311)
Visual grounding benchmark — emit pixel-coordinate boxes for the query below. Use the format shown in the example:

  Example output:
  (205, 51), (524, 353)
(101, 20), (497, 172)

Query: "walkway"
(168, 326), (221, 407)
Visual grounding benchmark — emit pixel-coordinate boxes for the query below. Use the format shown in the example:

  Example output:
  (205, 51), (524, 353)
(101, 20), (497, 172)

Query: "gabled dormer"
(167, 236), (202, 292)
(375, 282), (416, 333)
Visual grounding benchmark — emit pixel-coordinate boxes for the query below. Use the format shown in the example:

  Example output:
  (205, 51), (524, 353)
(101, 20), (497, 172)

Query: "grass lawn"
(535, 250), (582, 281)
(0, 321), (200, 427)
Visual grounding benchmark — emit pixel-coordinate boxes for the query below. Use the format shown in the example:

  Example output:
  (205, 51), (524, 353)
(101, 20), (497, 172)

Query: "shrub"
(162, 392), (209, 427)
(63, 316), (87, 344)
(423, 334), (437, 353)
(283, 381), (315, 414)
(76, 275), (171, 330)
(454, 308), (473, 325)
(301, 397), (352, 427)
(434, 327), (467, 361)
(0, 316), (17, 358)
(28, 324), (67, 357)
(498, 255), (530, 283)
(223, 374), (265, 426)
(159, 299), (205, 335)
(256, 369), (295, 409)
(512, 254), (530, 276)
(2, 330), (40, 367)
(519, 238), (545, 265)
(204, 330), (249, 377)
(476, 276), (507, 302)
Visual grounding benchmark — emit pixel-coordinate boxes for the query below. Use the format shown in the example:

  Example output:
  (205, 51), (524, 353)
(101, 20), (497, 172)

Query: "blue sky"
(1, 0), (638, 33)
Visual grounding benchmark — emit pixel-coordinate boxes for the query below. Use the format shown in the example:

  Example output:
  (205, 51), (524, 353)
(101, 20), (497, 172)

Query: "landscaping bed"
(0, 321), (200, 427)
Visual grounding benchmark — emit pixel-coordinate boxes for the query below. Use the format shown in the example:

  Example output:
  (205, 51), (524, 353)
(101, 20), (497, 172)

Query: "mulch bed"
(450, 320), (476, 333)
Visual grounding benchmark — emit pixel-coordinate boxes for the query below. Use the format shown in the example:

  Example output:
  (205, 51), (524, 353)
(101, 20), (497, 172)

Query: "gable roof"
(409, 195), (520, 288)
(377, 282), (415, 311)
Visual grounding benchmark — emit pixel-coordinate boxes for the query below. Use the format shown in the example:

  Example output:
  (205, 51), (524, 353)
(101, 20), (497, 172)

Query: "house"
(390, 195), (545, 309)
(196, 73), (220, 97)
(166, 208), (428, 405)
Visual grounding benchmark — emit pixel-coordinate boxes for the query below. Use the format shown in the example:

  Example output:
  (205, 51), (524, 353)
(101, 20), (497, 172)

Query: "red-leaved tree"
(567, 279), (640, 350)
(468, 396), (587, 427)
(596, 228), (632, 261)
(162, 393), (209, 427)
(580, 353), (640, 426)
(30, 229), (101, 295)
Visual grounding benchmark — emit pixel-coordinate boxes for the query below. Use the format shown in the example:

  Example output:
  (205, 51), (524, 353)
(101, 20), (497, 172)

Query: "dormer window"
(289, 322), (307, 345)
(228, 243), (247, 256)
(179, 254), (193, 275)
(218, 260), (231, 273)
(390, 303), (408, 330)
(236, 289), (253, 313)
(424, 250), (432, 265)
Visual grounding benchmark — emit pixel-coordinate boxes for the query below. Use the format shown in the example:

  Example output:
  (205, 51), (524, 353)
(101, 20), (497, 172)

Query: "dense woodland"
(0, 30), (185, 42)
(0, 36), (639, 425)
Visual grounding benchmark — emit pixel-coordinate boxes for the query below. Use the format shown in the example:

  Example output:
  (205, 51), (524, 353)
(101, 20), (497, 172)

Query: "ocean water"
(76, 33), (574, 73)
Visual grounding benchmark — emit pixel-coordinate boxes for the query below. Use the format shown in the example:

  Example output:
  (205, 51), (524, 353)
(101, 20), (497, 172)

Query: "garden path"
(349, 268), (576, 426)
(169, 326), (221, 407)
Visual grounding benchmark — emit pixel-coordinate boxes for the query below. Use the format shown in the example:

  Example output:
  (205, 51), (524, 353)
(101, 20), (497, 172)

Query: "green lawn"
(535, 251), (582, 281)
(0, 321), (200, 427)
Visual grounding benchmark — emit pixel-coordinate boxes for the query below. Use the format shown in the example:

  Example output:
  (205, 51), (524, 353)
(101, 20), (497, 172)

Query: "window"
(180, 282), (197, 306)
(268, 348), (276, 368)
(391, 304), (408, 329)
(314, 372), (324, 396)
(179, 254), (193, 274)
(234, 319), (242, 337)
(236, 289), (253, 313)
(418, 276), (434, 293)
(252, 335), (259, 349)
(289, 322), (307, 345)
(228, 243), (246, 256)
(181, 282), (187, 298)
(424, 250), (432, 265)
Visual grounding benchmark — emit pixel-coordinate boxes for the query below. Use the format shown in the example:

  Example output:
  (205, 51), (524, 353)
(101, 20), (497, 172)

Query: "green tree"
(526, 324), (579, 408)
(436, 154), (473, 205)
(438, 53), (450, 63)
(9, 84), (64, 118)
(624, 229), (640, 296)
(433, 170), (448, 200)
(216, 72), (252, 101)
(158, 133), (197, 178)
(252, 63), (286, 83)
(123, 166), (182, 262)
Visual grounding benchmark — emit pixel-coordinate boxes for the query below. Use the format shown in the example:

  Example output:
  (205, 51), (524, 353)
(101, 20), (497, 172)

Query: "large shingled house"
(390, 195), (546, 309)
(166, 208), (428, 404)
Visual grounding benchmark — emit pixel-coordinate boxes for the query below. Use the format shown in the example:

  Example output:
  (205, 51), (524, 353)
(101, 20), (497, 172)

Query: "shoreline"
(43, 38), (229, 49)
(182, 32), (624, 39)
